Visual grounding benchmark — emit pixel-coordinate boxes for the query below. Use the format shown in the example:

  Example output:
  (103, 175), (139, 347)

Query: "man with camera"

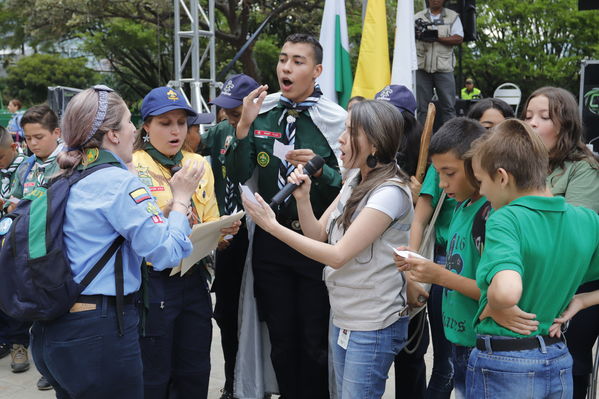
(415, 0), (463, 126)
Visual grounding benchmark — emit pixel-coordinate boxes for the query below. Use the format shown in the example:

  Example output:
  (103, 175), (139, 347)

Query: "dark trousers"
(565, 280), (599, 399)
(394, 309), (430, 398)
(425, 283), (454, 398)
(213, 227), (249, 392)
(140, 268), (213, 399)
(0, 310), (31, 346)
(252, 227), (330, 399)
(30, 300), (143, 399)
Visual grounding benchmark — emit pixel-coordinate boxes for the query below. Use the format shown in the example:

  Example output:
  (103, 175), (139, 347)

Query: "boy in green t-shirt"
(396, 117), (488, 398)
(467, 119), (599, 398)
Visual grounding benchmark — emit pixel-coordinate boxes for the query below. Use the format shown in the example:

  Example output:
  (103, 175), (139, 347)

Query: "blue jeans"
(331, 316), (409, 399)
(31, 300), (143, 399)
(466, 336), (573, 399)
(451, 344), (472, 399)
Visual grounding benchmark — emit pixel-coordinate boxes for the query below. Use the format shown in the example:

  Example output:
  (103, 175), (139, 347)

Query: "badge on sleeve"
(257, 152), (270, 168)
(129, 187), (151, 204)
(0, 218), (13, 236)
(145, 202), (164, 224)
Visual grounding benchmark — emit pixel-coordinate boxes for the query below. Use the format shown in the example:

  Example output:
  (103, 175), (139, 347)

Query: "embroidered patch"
(254, 130), (282, 139)
(0, 218), (12, 236)
(166, 89), (179, 101)
(257, 152), (270, 167)
(149, 186), (165, 192)
(151, 215), (164, 224)
(129, 188), (151, 204)
(145, 202), (160, 215)
(83, 148), (99, 165)
(221, 165), (227, 179)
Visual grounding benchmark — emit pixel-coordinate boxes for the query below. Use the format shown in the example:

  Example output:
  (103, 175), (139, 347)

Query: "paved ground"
(0, 304), (432, 398)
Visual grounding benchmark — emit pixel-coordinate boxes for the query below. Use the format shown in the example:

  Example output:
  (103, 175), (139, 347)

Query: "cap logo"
(378, 86), (393, 101)
(222, 80), (235, 97)
(166, 89), (179, 101)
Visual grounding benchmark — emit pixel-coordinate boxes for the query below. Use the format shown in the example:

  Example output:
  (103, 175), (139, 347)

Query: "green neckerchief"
(144, 142), (183, 168)
(77, 148), (125, 170)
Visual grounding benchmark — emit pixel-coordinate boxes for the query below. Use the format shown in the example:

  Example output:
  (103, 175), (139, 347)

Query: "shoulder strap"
(22, 155), (36, 183)
(471, 201), (492, 255)
(418, 191), (447, 255)
(79, 236), (125, 289)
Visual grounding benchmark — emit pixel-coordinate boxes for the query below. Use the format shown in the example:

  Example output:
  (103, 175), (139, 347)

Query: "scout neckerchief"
(143, 142), (199, 224)
(222, 134), (238, 215)
(1, 148), (25, 202)
(143, 142), (183, 169)
(26, 143), (64, 191)
(276, 84), (323, 192)
(77, 148), (125, 171)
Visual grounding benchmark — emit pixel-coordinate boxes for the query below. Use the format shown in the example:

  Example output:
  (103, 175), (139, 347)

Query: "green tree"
(3, 54), (98, 105)
(461, 0), (599, 101)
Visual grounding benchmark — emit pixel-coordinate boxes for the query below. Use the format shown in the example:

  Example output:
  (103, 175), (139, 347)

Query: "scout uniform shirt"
(10, 144), (63, 199)
(226, 104), (342, 220)
(442, 196), (491, 347)
(200, 121), (241, 215)
(132, 150), (220, 231)
(474, 196), (599, 338)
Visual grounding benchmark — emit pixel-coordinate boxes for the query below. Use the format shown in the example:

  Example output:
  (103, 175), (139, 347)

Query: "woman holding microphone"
(29, 86), (204, 398)
(243, 100), (413, 399)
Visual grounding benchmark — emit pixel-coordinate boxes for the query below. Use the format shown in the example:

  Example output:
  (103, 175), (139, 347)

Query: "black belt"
(476, 335), (562, 352)
(76, 294), (137, 306)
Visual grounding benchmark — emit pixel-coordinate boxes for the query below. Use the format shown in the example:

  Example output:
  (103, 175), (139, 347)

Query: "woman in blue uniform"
(29, 86), (204, 399)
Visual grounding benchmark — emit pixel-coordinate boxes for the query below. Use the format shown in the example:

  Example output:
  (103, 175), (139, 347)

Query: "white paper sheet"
(273, 140), (294, 162)
(239, 183), (260, 205)
(387, 244), (428, 260)
(170, 210), (246, 276)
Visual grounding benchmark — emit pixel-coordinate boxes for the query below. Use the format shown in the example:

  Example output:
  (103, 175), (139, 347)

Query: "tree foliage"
(462, 0), (599, 101)
(4, 54), (98, 104)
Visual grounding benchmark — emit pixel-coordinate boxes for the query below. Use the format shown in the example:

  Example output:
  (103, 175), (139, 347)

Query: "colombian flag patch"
(129, 188), (151, 204)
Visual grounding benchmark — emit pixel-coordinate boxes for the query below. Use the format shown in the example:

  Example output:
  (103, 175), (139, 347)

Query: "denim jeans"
(451, 344), (472, 399)
(466, 335), (573, 399)
(331, 316), (409, 399)
(426, 282), (454, 399)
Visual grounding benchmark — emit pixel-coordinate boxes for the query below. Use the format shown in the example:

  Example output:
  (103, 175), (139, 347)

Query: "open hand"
(241, 192), (280, 234)
(480, 304), (538, 335)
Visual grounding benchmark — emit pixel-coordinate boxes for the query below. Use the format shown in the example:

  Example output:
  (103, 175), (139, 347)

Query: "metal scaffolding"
(171, 0), (216, 114)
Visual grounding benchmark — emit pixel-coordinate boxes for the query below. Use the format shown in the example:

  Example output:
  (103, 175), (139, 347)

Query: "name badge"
(337, 329), (350, 349)
(254, 130), (282, 139)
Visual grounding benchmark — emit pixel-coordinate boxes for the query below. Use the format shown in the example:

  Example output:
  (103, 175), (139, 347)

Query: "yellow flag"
(351, 0), (390, 99)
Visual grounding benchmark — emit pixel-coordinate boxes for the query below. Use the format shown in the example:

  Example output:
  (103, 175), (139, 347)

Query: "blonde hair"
(57, 88), (127, 172)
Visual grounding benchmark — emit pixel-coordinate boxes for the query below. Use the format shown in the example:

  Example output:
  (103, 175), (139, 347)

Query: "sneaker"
(37, 376), (53, 391)
(0, 342), (10, 359)
(10, 344), (30, 373)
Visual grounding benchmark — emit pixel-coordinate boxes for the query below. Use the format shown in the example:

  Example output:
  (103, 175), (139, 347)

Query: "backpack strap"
(22, 155), (36, 184)
(471, 201), (492, 255)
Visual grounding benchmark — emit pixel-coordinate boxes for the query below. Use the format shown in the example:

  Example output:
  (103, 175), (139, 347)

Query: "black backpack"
(0, 164), (125, 329)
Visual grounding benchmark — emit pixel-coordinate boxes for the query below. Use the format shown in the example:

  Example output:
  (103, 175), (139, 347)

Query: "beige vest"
(324, 170), (412, 331)
(415, 8), (460, 73)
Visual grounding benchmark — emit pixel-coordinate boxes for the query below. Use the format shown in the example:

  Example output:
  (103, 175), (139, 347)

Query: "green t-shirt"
(474, 196), (599, 338)
(442, 196), (491, 347)
(226, 104), (342, 219)
(200, 121), (241, 215)
(420, 164), (458, 248)
(547, 159), (599, 213)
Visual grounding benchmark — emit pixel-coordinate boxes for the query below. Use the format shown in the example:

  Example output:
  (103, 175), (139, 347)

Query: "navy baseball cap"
(375, 85), (417, 115)
(187, 112), (214, 126)
(210, 74), (260, 109)
(141, 87), (197, 120)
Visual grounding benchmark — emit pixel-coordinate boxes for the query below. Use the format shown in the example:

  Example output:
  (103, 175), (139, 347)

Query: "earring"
(366, 153), (377, 168)
(143, 134), (150, 143)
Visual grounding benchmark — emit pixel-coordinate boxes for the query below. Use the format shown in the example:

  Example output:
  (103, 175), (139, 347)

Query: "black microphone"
(269, 155), (325, 209)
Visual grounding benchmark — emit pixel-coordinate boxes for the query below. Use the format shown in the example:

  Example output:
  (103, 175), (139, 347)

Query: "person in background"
(522, 86), (599, 398)
(466, 98), (514, 129)
(460, 78), (481, 100)
(6, 99), (24, 145)
(199, 73), (259, 399)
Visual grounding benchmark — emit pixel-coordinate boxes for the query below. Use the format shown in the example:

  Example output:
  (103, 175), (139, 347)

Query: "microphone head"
(304, 155), (325, 176)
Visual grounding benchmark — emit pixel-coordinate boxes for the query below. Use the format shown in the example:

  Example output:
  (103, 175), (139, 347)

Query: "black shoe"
(37, 376), (53, 391)
(0, 342), (10, 359)
(219, 388), (237, 399)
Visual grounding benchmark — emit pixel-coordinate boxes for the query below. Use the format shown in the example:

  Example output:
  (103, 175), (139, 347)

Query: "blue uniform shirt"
(63, 153), (192, 296)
